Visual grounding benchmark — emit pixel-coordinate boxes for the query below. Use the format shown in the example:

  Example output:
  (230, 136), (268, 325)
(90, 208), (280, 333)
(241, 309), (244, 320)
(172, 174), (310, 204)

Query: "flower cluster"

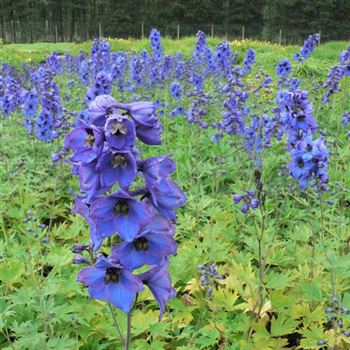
(65, 94), (186, 317)
(318, 297), (350, 346)
(197, 263), (223, 300)
(244, 48), (256, 72)
(288, 136), (329, 190)
(275, 59), (291, 78)
(233, 190), (259, 213)
(322, 45), (350, 104)
(150, 28), (163, 61)
(294, 33), (320, 62)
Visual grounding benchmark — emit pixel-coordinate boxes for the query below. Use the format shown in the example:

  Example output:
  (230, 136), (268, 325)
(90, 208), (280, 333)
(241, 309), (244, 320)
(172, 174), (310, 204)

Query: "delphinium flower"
(275, 59), (291, 78)
(85, 71), (112, 105)
(243, 48), (256, 73)
(170, 82), (181, 100)
(169, 82), (185, 116)
(160, 55), (174, 82)
(197, 263), (223, 300)
(322, 46), (350, 104)
(79, 59), (90, 86)
(294, 33), (320, 62)
(342, 111), (349, 127)
(111, 52), (128, 92)
(187, 90), (210, 128)
(1, 70), (22, 116)
(91, 38), (111, 76)
(317, 297), (350, 346)
(277, 89), (317, 146)
(221, 89), (249, 136)
(214, 41), (232, 79)
(129, 56), (143, 92)
(193, 31), (207, 64)
(233, 190), (259, 213)
(21, 88), (38, 134)
(150, 28), (163, 61)
(65, 94), (186, 328)
(175, 60), (185, 80)
(46, 51), (63, 75)
(288, 136), (329, 190)
(36, 67), (62, 141)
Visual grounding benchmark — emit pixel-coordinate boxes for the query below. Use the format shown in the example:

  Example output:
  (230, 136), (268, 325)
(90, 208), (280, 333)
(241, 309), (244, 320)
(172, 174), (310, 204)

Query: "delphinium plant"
(65, 94), (186, 349)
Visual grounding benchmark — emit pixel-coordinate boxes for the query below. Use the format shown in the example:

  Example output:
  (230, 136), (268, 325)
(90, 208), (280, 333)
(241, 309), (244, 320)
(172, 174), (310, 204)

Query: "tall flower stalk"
(65, 94), (186, 348)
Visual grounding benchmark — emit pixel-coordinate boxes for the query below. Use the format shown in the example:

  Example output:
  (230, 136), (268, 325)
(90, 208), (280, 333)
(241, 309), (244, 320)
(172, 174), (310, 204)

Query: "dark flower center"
(104, 267), (120, 284)
(297, 158), (304, 168)
(84, 129), (95, 147)
(112, 154), (128, 168)
(134, 237), (149, 251)
(110, 120), (127, 136)
(297, 115), (305, 122)
(113, 200), (129, 216)
(306, 143), (312, 152)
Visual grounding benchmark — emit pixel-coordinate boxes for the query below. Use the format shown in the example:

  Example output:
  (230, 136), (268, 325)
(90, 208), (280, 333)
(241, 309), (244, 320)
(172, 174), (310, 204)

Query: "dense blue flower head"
(276, 59), (291, 77)
(244, 48), (256, 72)
(278, 89), (317, 145)
(77, 256), (143, 313)
(193, 30), (208, 64)
(215, 41), (231, 77)
(170, 81), (181, 100)
(150, 28), (163, 61)
(294, 33), (320, 62)
(66, 91), (185, 318)
(288, 136), (329, 190)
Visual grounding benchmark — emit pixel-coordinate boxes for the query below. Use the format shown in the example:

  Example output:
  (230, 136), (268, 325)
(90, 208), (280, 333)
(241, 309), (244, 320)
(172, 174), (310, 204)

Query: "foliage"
(0, 37), (350, 350)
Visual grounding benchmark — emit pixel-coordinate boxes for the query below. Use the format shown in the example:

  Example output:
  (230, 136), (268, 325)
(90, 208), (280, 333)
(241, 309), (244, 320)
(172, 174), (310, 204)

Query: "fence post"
(177, 24), (180, 40)
(141, 22), (144, 39)
(45, 20), (49, 41)
(242, 26), (245, 41)
(279, 29), (282, 45)
(211, 24), (214, 38)
(11, 20), (15, 43)
(55, 25), (58, 43)
(99, 22), (102, 39)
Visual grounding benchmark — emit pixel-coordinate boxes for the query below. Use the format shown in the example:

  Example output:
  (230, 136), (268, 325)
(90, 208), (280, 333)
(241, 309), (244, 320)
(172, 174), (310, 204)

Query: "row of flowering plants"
(1, 29), (350, 350)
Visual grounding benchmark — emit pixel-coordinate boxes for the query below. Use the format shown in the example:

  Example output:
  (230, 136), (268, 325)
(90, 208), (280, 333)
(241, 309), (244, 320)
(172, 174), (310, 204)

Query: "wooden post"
(45, 20), (49, 41)
(11, 19), (15, 43)
(55, 25), (58, 43)
(211, 24), (214, 38)
(242, 25), (245, 41)
(279, 29), (282, 45)
(141, 21), (144, 39)
(99, 22), (102, 39)
(177, 24), (180, 40)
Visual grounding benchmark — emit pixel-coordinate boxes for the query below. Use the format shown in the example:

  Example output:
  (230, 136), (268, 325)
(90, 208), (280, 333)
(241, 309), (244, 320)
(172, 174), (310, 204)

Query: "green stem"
(108, 303), (125, 347)
(124, 312), (132, 350)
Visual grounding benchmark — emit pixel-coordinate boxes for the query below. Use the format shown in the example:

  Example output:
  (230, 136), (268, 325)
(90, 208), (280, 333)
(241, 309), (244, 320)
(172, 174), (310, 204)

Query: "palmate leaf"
(0, 259), (25, 284)
(265, 271), (295, 289)
(46, 336), (79, 350)
(210, 287), (239, 311)
(270, 316), (298, 337)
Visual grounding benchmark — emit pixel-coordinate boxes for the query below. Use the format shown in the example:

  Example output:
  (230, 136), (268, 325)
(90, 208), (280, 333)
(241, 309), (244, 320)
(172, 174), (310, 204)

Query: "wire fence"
(1, 20), (342, 45)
